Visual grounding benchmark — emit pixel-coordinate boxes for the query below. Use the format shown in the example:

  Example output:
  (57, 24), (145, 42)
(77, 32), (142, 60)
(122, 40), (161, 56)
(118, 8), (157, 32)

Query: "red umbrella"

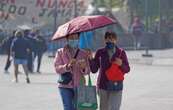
(52, 15), (117, 40)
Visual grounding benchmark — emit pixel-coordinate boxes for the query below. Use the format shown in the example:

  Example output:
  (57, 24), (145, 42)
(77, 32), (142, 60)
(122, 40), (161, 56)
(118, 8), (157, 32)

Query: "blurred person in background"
(24, 29), (36, 73)
(131, 17), (145, 49)
(11, 30), (31, 83)
(0, 30), (16, 73)
(34, 30), (47, 73)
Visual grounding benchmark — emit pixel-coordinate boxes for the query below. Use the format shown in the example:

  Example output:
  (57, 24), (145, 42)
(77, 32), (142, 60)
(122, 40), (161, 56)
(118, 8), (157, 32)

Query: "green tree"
(93, 0), (124, 9)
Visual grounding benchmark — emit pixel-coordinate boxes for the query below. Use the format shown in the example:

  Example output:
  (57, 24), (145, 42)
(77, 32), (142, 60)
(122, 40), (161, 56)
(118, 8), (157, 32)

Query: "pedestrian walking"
(24, 30), (36, 73)
(11, 30), (31, 83)
(34, 30), (47, 73)
(1, 30), (16, 73)
(131, 17), (145, 49)
(54, 33), (90, 110)
(88, 31), (130, 110)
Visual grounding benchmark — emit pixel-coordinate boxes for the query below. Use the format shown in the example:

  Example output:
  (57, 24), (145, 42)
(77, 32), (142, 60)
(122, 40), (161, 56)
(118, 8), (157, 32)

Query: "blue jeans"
(59, 87), (76, 110)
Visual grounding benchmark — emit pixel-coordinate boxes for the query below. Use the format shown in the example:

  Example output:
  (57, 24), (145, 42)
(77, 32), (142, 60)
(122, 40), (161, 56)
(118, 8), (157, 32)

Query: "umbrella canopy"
(52, 15), (117, 40)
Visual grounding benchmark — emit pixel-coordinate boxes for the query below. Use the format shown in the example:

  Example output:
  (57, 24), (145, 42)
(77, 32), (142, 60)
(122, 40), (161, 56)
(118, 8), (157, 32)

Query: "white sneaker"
(11, 79), (18, 83)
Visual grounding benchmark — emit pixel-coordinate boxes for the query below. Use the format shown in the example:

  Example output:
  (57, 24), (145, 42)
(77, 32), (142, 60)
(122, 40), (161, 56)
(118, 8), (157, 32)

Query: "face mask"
(106, 42), (115, 49)
(68, 39), (79, 48)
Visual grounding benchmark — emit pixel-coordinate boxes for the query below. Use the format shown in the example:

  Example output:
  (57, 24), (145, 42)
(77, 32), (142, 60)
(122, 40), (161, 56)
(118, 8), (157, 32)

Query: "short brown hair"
(104, 31), (117, 39)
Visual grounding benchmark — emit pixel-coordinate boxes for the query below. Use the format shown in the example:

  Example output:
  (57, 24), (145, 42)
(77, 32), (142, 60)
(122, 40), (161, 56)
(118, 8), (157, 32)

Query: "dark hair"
(66, 33), (80, 39)
(104, 31), (117, 39)
(24, 30), (30, 35)
(12, 30), (17, 36)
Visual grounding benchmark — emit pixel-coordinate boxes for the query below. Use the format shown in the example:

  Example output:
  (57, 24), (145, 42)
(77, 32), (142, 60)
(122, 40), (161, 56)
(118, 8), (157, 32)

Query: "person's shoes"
(26, 78), (30, 84)
(28, 71), (34, 74)
(12, 79), (18, 83)
(4, 70), (10, 74)
(37, 70), (41, 74)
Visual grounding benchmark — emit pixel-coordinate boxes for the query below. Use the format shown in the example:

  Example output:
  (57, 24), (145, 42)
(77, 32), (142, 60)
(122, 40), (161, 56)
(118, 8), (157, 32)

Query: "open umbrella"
(52, 15), (117, 40)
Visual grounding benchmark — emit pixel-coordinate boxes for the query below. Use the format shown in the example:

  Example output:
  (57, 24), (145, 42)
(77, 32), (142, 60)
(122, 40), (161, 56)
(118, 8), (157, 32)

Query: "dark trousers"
(4, 51), (11, 71)
(27, 52), (33, 72)
(34, 52), (43, 72)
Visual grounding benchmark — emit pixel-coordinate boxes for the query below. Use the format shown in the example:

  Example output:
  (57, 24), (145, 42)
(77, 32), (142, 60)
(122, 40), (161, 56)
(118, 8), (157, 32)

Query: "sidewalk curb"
(129, 57), (173, 66)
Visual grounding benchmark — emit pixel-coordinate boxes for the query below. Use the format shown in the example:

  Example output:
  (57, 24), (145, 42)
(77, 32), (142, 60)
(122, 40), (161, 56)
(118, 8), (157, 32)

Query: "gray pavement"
(0, 49), (173, 110)
(127, 49), (173, 65)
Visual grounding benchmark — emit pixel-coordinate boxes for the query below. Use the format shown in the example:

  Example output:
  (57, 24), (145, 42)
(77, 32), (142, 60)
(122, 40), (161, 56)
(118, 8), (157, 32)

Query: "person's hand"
(69, 58), (77, 65)
(67, 59), (77, 69)
(113, 58), (123, 66)
(86, 49), (93, 60)
(27, 48), (30, 53)
(78, 59), (87, 69)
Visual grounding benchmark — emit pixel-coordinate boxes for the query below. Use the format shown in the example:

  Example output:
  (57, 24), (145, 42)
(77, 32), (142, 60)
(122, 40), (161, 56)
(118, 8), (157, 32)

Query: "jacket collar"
(103, 46), (121, 61)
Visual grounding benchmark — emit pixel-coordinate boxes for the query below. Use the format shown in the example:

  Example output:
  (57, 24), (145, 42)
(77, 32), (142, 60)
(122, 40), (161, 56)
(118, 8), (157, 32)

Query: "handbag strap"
(71, 49), (80, 86)
(73, 49), (80, 59)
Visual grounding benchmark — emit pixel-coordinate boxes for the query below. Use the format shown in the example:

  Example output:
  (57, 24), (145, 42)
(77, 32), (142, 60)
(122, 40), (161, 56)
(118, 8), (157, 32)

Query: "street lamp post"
(142, 0), (153, 57)
(49, 0), (58, 57)
(110, 0), (113, 12)
(54, 0), (58, 33)
(158, 0), (161, 32)
(74, 0), (77, 17)
(145, 0), (148, 32)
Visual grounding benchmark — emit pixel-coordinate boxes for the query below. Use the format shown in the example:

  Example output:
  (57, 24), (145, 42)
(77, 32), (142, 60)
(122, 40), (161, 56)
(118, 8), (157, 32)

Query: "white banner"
(0, 0), (89, 29)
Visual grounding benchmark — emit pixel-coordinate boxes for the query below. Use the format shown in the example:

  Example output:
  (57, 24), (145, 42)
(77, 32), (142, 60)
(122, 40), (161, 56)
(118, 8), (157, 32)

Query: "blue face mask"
(68, 39), (79, 48)
(106, 42), (115, 49)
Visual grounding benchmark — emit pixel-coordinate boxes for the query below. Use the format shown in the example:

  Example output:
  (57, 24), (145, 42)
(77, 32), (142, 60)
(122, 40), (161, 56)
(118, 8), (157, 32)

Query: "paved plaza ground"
(0, 49), (173, 110)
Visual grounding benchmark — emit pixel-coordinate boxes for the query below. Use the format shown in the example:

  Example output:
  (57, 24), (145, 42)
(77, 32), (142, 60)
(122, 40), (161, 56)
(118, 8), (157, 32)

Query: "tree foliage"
(93, 0), (124, 8)
(126, 0), (173, 18)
